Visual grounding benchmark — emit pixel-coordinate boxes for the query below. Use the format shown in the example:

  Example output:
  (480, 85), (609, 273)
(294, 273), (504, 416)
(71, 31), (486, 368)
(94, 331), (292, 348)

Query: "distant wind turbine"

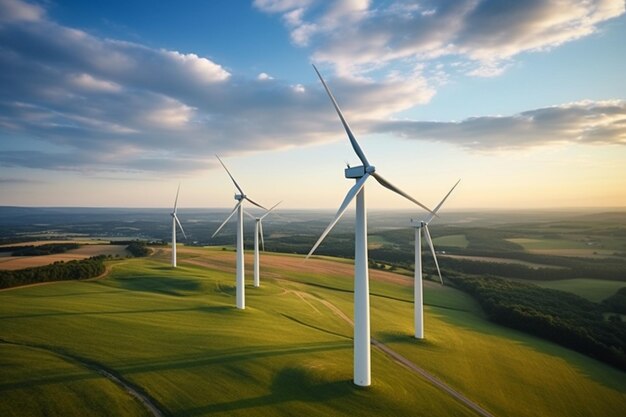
(245, 201), (282, 288)
(307, 65), (435, 387)
(212, 155), (267, 309)
(412, 179), (460, 339)
(170, 184), (187, 268)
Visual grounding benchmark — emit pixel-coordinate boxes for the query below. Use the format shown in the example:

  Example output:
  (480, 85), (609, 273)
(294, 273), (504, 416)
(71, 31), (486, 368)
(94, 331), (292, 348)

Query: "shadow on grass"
(116, 276), (201, 295)
(24, 289), (127, 298)
(119, 340), (350, 375)
(279, 313), (351, 340)
(0, 305), (231, 320)
(177, 366), (355, 416)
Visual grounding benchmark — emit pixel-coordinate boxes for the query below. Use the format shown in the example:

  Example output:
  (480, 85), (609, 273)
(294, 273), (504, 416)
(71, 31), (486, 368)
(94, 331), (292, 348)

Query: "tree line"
(125, 241), (150, 257)
(0, 256), (106, 289)
(0, 243), (80, 256)
(448, 275), (626, 371)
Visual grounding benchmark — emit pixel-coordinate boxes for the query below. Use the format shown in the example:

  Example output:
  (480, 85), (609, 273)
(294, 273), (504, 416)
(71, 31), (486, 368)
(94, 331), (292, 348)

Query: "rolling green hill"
(1, 247), (624, 417)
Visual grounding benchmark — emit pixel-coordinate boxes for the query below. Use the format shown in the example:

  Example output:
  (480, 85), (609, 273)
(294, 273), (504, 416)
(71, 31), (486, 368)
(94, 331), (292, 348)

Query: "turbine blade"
(211, 202), (241, 238)
(243, 209), (256, 221)
(173, 183), (181, 212)
(372, 172), (436, 216)
(216, 155), (244, 195)
(244, 196), (267, 210)
(306, 173), (370, 259)
(426, 179), (461, 224)
(424, 225), (443, 285)
(259, 220), (265, 252)
(174, 214), (187, 240)
(260, 201), (282, 220)
(312, 64), (370, 168)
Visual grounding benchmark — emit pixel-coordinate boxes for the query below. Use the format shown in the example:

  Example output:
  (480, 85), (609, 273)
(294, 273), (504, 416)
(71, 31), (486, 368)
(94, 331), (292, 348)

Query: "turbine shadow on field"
(375, 330), (440, 349)
(279, 313), (351, 340)
(0, 305), (230, 320)
(176, 366), (354, 416)
(23, 289), (127, 298)
(119, 341), (350, 375)
(115, 276), (201, 295)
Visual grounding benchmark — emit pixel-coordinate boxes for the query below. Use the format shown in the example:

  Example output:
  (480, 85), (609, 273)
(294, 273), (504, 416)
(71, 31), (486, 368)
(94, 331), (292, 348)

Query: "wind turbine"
(412, 179), (460, 339)
(245, 201), (282, 288)
(170, 184), (187, 268)
(212, 155), (266, 309)
(307, 65), (435, 387)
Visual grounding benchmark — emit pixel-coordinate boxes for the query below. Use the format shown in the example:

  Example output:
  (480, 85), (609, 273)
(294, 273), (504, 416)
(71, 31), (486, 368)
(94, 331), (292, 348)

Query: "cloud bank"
(255, 0), (624, 76)
(375, 100), (626, 150)
(0, 0), (623, 176)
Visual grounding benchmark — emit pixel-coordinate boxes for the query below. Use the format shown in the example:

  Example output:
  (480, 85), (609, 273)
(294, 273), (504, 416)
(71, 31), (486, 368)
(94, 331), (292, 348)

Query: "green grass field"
(507, 237), (620, 257)
(1, 247), (624, 417)
(531, 278), (625, 302)
(433, 234), (469, 248)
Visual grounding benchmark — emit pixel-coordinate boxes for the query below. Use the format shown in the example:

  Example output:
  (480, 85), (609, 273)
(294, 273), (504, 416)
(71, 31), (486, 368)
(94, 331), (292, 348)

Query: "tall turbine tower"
(412, 179), (460, 339)
(245, 202), (281, 288)
(307, 65), (435, 386)
(170, 184), (187, 268)
(212, 155), (266, 309)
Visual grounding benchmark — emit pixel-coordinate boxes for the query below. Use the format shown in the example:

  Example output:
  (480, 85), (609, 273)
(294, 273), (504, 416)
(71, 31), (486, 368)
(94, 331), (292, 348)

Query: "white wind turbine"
(412, 179), (460, 339)
(307, 65), (436, 387)
(244, 201), (282, 288)
(212, 155), (267, 309)
(170, 184), (187, 268)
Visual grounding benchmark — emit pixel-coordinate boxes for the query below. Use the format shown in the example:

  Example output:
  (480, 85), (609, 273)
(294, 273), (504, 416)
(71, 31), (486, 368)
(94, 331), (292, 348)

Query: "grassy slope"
(0, 344), (149, 417)
(0, 247), (624, 417)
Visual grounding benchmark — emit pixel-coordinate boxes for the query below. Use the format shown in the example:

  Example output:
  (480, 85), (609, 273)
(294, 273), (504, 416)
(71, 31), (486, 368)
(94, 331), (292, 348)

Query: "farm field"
(0, 245), (129, 270)
(433, 234), (469, 248)
(532, 278), (626, 302)
(1, 246), (624, 417)
(440, 254), (563, 269)
(507, 238), (619, 258)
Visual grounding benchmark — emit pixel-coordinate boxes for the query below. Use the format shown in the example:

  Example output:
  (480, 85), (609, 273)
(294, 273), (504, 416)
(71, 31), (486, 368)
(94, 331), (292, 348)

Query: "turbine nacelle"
(344, 165), (376, 179)
(235, 194), (245, 201)
(410, 219), (426, 228)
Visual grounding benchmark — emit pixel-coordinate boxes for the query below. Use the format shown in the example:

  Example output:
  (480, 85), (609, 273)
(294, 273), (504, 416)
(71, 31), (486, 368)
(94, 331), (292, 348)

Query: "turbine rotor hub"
(235, 194), (244, 201)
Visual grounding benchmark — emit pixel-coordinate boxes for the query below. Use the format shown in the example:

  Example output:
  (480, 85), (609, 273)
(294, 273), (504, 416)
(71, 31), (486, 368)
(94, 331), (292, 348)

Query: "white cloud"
(292, 83), (306, 93)
(142, 98), (195, 129)
(70, 73), (122, 92)
(375, 100), (626, 150)
(0, 0), (44, 22)
(257, 72), (274, 80)
(253, 0), (313, 14)
(163, 50), (230, 84)
(260, 0), (625, 77)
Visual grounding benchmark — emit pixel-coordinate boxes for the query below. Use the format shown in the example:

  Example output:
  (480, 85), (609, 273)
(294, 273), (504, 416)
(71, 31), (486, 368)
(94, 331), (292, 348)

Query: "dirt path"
(0, 339), (164, 417)
(281, 286), (495, 417)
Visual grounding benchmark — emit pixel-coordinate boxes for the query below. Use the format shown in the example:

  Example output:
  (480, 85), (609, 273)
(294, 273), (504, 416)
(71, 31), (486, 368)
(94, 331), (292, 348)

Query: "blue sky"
(0, 0), (625, 210)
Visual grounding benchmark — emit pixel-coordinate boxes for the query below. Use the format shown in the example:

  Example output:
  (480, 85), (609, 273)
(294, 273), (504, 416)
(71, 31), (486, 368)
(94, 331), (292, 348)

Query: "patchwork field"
(0, 244), (129, 270)
(532, 278), (626, 302)
(433, 234), (469, 248)
(507, 238), (619, 258)
(1, 246), (624, 417)
(440, 254), (563, 269)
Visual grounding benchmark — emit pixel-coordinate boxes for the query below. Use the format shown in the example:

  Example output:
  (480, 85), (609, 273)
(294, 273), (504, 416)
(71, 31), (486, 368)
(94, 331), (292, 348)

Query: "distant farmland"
(0, 243), (129, 270)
